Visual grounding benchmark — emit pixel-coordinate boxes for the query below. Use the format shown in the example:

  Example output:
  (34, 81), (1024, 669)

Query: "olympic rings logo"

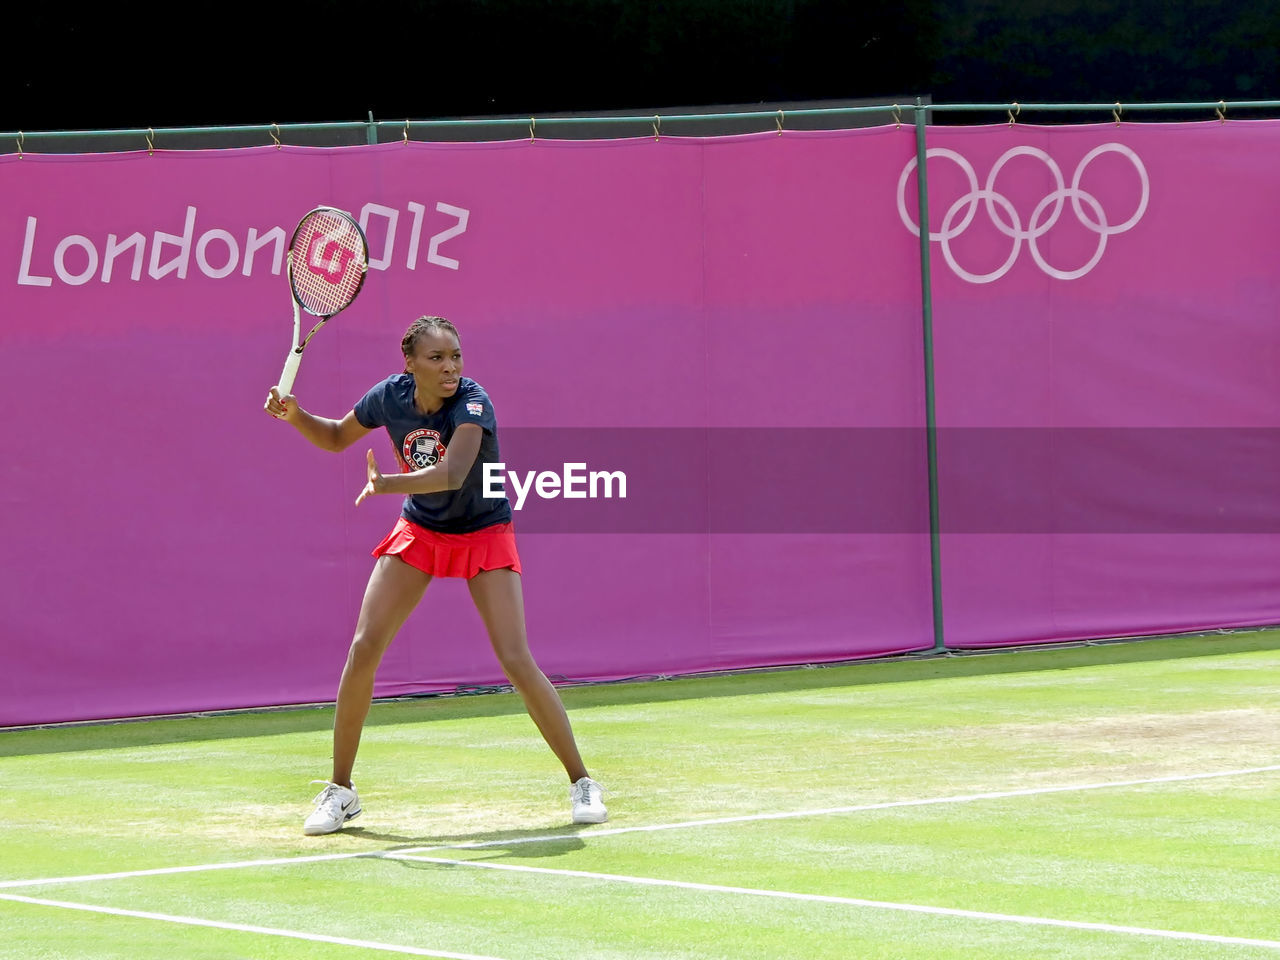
(896, 144), (1149, 283)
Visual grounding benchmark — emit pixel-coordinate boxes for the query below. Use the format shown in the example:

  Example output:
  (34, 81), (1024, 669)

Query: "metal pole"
(366, 111), (378, 145)
(913, 97), (947, 654)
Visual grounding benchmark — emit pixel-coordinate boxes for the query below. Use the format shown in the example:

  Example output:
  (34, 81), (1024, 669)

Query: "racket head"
(287, 206), (369, 318)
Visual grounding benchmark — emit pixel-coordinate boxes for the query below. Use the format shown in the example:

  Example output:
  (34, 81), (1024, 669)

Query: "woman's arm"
(356, 423), (483, 504)
(265, 388), (372, 452)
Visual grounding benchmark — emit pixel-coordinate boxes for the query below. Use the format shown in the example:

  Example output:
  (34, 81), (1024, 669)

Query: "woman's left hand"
(355, 449), (386, 505)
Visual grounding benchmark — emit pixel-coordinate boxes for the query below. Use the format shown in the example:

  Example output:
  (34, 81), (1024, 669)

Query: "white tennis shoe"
(570, 776), (608, 824)
(304, 781), (362, 835)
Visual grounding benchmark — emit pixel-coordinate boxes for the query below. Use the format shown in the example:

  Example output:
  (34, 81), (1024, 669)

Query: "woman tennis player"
(264, 316), (606, 835)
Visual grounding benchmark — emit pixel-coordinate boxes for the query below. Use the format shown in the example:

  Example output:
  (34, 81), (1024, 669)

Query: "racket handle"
(277, 349), (303, 396)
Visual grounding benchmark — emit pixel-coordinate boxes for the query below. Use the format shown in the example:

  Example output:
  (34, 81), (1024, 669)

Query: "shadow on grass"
(3, 628), (1276, 758)
(347, 821), (591, 860)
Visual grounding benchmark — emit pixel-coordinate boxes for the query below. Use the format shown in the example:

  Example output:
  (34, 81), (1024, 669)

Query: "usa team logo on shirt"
(402, 428), (446, 469)
(466, 402), (484, 416)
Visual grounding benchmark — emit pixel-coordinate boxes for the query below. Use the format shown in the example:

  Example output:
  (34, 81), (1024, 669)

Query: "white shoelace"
(310, 780), (346, 807)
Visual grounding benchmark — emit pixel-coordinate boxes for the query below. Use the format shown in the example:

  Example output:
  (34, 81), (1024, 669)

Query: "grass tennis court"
(3, 631), (1278, 959)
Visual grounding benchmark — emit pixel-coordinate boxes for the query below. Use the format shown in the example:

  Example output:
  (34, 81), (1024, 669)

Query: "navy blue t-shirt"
(352, 375), (512, 533)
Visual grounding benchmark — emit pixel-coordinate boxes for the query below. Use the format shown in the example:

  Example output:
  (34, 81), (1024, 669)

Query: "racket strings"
(289, 211), (367, 316)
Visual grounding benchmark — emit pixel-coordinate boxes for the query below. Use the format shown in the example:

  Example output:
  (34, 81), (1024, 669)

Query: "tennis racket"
(274, 206), (369, 396)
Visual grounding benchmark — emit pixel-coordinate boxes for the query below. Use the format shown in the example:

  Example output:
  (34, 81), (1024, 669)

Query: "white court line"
(427, 763), (1280, 854)
(388, 855), (1280, 952)
(3, 763), (1278, 891)
(0, 892), (510, 960)
(0, 850), (388, 890)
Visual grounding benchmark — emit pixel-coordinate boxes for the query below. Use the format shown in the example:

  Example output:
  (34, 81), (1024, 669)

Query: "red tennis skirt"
(372, 518), (521, 578)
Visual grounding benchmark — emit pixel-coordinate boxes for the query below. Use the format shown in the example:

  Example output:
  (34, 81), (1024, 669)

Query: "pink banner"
(3, 122), (1277, 726)
(899, 122), (1280, 645)
(1, 130), (932, 726)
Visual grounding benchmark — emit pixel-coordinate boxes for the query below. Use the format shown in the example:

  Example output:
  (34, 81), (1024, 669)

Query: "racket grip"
(277, 349), (303, 396)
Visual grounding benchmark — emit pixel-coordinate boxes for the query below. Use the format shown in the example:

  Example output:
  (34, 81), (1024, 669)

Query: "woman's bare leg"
(330, 555), (431, 786)
(467, 567), (588, 782)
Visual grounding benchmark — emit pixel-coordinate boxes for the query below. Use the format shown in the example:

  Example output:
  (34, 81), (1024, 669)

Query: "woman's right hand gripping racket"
(268, 206), (369, 416)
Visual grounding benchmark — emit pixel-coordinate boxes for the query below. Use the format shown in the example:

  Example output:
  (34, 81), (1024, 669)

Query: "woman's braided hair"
(401, 316), (459, 362)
